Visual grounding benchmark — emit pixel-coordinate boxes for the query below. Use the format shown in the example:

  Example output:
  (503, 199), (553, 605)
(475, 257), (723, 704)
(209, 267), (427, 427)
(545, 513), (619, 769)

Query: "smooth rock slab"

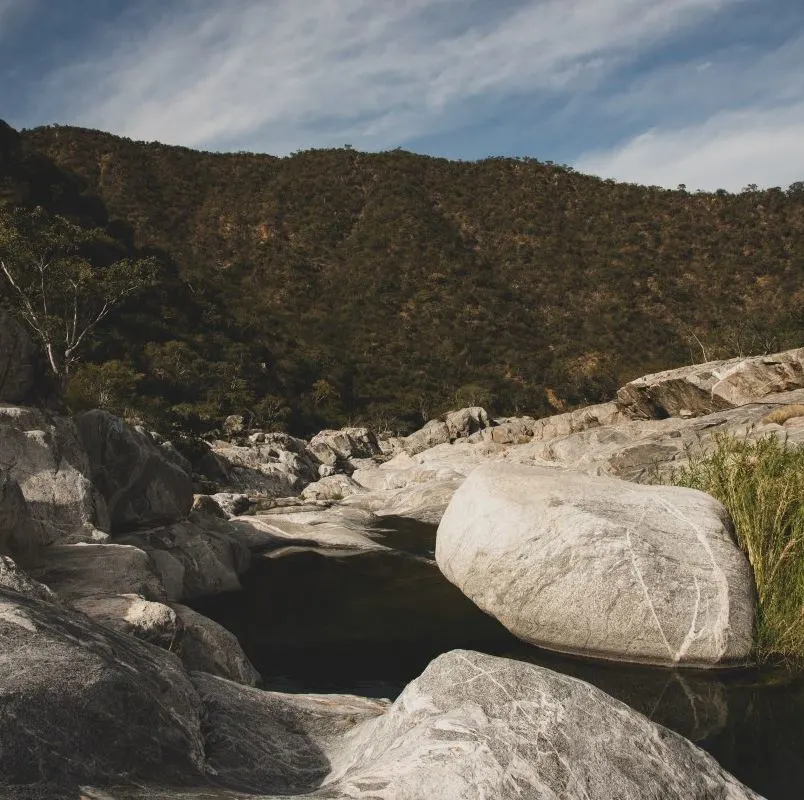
(436, 463), (756, 667)
(32, 543), (167, 602)
(0, 588), (205, 787)
(170, 603), (261, 686)
(148, 651), (758, 799)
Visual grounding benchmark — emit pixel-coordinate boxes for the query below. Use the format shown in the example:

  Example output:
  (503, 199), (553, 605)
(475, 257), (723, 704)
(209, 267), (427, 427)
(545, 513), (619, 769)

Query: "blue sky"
(1, 0), (803, 191)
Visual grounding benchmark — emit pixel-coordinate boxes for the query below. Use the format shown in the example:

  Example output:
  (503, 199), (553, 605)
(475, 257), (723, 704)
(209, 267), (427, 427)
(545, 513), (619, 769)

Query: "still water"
(190, 517), (804, 800)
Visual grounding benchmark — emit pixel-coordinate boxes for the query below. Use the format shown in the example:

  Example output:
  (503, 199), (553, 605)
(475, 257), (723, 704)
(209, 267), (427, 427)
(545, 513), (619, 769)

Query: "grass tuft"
(666, 432), (804, 664)
(762, 404), (804, 426)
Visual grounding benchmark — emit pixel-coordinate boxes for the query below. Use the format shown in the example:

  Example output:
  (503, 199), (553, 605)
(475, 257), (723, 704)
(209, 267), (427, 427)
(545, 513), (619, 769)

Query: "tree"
(0, 206), (157, 386)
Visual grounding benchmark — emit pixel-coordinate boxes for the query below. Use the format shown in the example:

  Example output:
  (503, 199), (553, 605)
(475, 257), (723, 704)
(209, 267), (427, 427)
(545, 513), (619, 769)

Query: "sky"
(1, 0), (803, 192)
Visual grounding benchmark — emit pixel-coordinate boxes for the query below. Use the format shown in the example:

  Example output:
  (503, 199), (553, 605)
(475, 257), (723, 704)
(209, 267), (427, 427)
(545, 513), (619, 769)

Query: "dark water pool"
(190, 517), (804, 800)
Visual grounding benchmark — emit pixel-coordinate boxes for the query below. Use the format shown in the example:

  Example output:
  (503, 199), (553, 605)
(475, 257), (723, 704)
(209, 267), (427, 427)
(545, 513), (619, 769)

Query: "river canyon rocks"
(2, 333), (802, 796)
(436, 463), (756, 666)
(617, 347), (804, 419)
(76, 409), (194, 532)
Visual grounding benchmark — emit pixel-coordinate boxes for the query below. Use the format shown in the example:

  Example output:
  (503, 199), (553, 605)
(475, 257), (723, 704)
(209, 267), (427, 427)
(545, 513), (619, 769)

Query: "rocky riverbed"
(2, 305), (803, 799)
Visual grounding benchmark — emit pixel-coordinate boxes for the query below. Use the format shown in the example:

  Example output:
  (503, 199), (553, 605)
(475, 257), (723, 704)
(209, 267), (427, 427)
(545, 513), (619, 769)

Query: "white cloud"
(35, 0), (737, 153)
(574, 102), (804, 191)
(573, 31), (804, 191)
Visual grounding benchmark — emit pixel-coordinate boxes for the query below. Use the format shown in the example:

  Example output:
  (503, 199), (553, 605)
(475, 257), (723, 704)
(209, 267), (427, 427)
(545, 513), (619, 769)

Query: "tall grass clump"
(668, 432), (804, 664)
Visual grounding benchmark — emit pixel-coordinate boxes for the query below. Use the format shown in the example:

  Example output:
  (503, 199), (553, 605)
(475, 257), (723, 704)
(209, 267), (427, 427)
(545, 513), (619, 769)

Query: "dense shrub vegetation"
(668, 433), (804, 663)
(1, 119), (803, 435)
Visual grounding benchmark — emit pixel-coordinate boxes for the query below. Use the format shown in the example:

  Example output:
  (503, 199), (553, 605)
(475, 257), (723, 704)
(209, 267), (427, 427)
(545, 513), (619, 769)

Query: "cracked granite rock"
(109, 650), (759, 799)
(0, 404), (110, 542)
(170, 603), (261, 686)
(11, 650), (761, 799)
(436, 463), (756, 667)
(616, 347), (804, 419)
(0, 587), (206, 788)
(76, 409), (194, 533)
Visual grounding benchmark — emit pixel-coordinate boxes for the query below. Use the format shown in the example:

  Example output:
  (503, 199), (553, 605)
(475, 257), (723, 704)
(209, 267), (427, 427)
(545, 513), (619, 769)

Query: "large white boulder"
(436, 463), (756, 667)
(191, 649), (760, 799)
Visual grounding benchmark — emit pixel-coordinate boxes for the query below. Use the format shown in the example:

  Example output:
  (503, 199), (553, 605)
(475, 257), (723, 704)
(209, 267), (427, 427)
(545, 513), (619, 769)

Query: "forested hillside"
(2, 120), (802, 434)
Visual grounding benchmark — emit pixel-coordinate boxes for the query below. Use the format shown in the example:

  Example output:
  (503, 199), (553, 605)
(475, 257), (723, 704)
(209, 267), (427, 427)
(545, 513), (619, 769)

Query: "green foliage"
(454, 383), (494, 410)
(0, 204), (157, 381)
(65, 359), (143, 418)
(2, 121), (802, 435)
(666, 433), (804, 663)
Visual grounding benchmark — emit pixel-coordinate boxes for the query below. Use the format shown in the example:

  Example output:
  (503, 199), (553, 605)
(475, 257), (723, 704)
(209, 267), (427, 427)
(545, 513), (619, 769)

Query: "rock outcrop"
(0, 588), (206, 788)
(170, 603), (261, 686)
(120, 513), (251, 601)
(0, 404), (110, 542)
(207, 434), (318, 495)
(437, 463), (756, 667)
(187, 650), (760, 799)
(31, 542), (167, 602)
(400, 406), (491, 456)
(617, 347), (804, 419)
(76, 409), (194, 533)
(307, 426), (382, 468)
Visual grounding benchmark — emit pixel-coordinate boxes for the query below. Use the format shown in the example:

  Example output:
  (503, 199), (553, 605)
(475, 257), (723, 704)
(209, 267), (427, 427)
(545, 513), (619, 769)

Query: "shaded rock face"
(76, 410), (193, 533)
(0, 309), (38, 404)
(191, 493), (228, 518)
(31, 542), (167, 602)
(0, 470), (47, 561)
(0, 588), (205, 788)
(170, 603), (260, 686)
(0, 555), (57, 602)
(0, 405), (109, 542)
(191, 672), (387, 795)
(181, 651), (759, 800)
(617, 347), (804, 419)
(121, 513), (251, 601)
(437, 463), (756, 667)
(308, 427), (382, 467)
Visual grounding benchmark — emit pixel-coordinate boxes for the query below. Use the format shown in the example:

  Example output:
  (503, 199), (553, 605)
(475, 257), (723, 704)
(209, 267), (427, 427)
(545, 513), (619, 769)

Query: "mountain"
(2, 120), (803, 434)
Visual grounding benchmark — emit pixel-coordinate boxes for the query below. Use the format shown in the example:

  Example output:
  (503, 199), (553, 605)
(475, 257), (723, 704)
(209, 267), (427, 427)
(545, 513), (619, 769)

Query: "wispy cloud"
(575, 103), (804, 191)
(0, 0), (25, 32)
(35, 0), (737, 153)
(574, 31), (804, 190)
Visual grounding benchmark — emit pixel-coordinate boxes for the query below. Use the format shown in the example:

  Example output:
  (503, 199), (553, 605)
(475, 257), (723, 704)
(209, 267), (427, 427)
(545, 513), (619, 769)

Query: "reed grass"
(667, 432), (804, 663)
